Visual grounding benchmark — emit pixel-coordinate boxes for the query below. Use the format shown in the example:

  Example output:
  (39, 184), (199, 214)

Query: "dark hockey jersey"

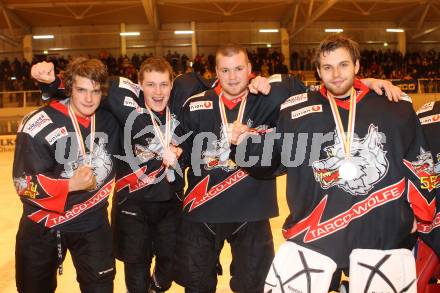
(177, 74), (306, 222)
(417, 100), (440, 258)
(13, 100), (120, 232)
(39, 74), (213, 204)
(239, 80), (436, 268)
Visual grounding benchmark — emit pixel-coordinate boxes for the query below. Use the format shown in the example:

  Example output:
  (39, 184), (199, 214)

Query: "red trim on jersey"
(319, 79), (369, 110)
(26, 174), (69, 213)
(50, 100), (91, 128)
(28, 180), (113, 228)
(183, 169), (249, 212)
(407, 180), (436, 223)
(283, 179), (406, 242)
(115, 166), (164, 193)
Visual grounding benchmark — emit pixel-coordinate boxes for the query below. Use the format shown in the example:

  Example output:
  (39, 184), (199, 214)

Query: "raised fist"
(31, 61), (55, 84)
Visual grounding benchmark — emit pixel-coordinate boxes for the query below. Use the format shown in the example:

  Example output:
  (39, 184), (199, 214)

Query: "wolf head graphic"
(312, 124), (389, 195)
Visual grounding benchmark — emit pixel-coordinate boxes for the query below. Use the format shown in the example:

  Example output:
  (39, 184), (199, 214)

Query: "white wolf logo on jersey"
(61, 137), (113, 190)
(435, 154), (440, 174)
(312, 124), (389, 196)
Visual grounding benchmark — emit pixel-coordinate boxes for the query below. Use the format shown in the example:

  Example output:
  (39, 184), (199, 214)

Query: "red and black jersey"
(13, 100), (120, 232)
(239, 80), (436, 268)
(417, 101), (440, 258)
(38, 74), (213, 204)
(177, 74), (306, 223)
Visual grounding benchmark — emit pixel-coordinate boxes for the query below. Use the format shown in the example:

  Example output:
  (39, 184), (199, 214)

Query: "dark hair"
(63, 57), (108, 97)
(215, 43), (249, 64)
(314, 34), (360, 69)
(139, 57), (174, 83)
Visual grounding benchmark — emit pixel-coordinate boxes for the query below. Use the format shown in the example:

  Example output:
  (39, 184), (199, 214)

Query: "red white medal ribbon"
(218, 90), (248, 145)
(68, 104), (95, 166)
(327, 87), (357, 180)
(146, 106), (171, 148)
(145, 103), (173, 181)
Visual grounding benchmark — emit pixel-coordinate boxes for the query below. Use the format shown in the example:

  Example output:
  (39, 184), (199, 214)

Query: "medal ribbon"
(146, 106), (171, 149)
(218, 90), (248, 144)
(68, 104), (95, 165)
(327, 87), (357, 160)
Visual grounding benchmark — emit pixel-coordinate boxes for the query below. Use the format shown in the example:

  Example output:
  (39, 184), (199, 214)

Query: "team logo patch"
(118, 77), (141, 96)
(312, 124), (389, 196)
(123, 96), (138, 108)
(202, 127), (236, 171)
(420, 114), (440, 125)
(291, 105), (322, 119)
(280, 93), (308, 110)
(22, 111), (53, 137)
(268, 74), (282, 83)
(14, 175), (39, 199)
(417, 102), (435, 115)
(45, 126), (68, 145)
(61, 138), (113, 190)
(190, 101), (213, 111)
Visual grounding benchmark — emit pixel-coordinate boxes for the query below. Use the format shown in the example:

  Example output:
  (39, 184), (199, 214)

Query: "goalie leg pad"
(264, 241), (337, 293)
(349, 248), (417, 293)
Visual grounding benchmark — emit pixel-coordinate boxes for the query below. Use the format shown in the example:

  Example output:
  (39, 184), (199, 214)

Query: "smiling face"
(216, 51), (251, 100)
(70, 75), (102, 117)
(140, 70), (172, 112)
(317, 47), (360, 98)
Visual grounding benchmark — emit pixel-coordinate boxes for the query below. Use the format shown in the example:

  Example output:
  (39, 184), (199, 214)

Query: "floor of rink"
(0, 151), (289, 293)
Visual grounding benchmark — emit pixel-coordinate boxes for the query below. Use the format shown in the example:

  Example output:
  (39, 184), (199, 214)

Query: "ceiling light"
(259, 29), (279, 33)
(386, 28), (404, 33)
(174, 30), (194, 35)
(384, 42), (388, 47)
(33, 35), (54, 39)
(120, 32), (140, 36)
(267, 44), (272, 48)
(325, 29), (344, 33)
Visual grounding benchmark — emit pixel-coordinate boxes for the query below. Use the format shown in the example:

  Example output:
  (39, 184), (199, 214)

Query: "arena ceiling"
(0, 0), (438, 45)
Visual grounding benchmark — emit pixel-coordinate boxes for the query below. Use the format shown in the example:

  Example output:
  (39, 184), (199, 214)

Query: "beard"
(325, 80), (354, 98)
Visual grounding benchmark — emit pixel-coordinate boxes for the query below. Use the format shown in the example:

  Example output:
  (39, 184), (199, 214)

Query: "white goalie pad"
(349, 248), (417, 293)
(264, 241), (337, 293)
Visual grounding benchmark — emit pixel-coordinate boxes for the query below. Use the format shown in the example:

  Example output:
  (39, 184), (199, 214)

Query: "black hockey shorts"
(112, 198), (181, 290)
(173, 219), (274, 293)
(15, 216), (115, 293)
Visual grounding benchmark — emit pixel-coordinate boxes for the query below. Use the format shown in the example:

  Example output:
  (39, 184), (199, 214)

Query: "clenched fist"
(162, 145), (183, 168)
(68, 165), (96, 192)
(31, 61), (55, 84)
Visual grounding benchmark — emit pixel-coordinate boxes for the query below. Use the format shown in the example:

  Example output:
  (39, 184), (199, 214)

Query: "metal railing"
(0, 90), (42, 108)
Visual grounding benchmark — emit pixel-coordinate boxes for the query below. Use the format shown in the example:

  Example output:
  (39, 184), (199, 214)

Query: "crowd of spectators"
(0, 47), (439, 94)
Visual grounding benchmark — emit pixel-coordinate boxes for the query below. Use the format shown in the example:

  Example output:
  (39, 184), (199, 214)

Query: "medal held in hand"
(328, 87), (358, 181)
(218, 90), (248, 164)
(68, 103), (97, 191)
(146, 105), (175, 182)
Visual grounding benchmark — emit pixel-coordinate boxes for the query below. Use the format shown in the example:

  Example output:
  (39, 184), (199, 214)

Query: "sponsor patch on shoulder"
(420, 114), (440, 125)
(119, 77), (140, 96)
(45, 126), (68, 145)
(123, 96), (138, 108)
(400, 93), (412, 103)
(23, 111), (53, 137)
(291, 104), (322, 120)
(190, 100), (213, 111)
(268, 74), (282, 83)
(417, 101), (435, 115)
(280, 93), (308, 110)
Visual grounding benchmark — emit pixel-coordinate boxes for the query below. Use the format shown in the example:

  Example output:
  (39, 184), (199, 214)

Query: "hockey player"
(230, 35), (436, 292)
(173, 43), (404, 293)
(414, 100), (440, 292)
(13, 57), (120, 293)
(31, 57), (200, 293)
